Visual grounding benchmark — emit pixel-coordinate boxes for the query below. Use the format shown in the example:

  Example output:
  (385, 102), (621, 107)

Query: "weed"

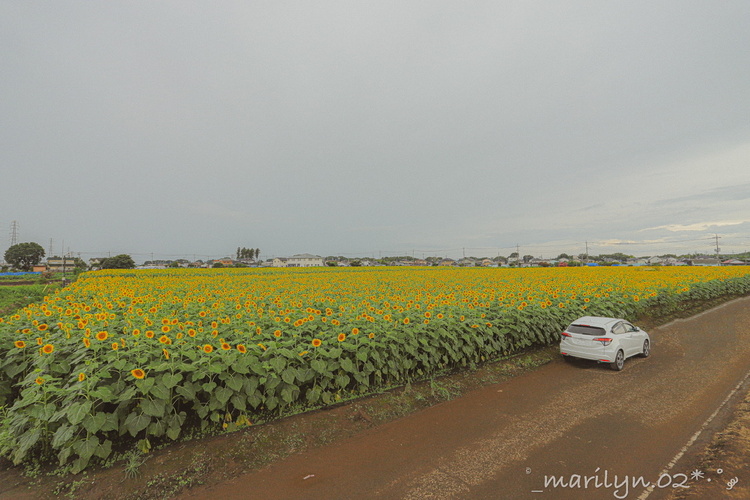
(22, 461), (41, 479)
(429, 378), (452, 400)
(123, 449), (148, 479)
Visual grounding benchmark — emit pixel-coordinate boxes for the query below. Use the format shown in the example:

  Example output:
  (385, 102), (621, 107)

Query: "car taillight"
(593, 337), (612, 346)
(561, 332), (572, 337)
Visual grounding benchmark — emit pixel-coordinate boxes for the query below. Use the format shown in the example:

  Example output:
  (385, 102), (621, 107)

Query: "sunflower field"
(1, 265), (749, 471)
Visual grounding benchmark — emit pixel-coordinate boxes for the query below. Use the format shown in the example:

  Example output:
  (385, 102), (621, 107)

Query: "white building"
(272, 253), (324, 267)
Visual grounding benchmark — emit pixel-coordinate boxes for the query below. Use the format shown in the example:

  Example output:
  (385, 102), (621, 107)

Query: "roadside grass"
(0, 283), (60, 316)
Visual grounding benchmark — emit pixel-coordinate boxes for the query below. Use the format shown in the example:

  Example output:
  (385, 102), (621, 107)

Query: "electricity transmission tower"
(9, 221), (19, 247)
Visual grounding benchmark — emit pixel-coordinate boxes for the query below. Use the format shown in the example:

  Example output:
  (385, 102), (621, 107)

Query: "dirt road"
(184, 297), (750, 500)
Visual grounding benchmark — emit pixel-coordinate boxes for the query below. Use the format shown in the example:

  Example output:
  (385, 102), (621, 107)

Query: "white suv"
(560, 316), (651, 371)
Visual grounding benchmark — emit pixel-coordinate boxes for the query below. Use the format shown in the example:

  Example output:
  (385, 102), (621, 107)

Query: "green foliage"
(4, 243), (45, 271)
(99, 255), (136, 270)
(0, 284), (60, 316)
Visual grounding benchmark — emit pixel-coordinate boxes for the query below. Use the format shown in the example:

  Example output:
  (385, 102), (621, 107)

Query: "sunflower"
(37, 324), (48, 331)
(351, 327), (359, 335)
(337, 333), (346, 342)
(221, 343), (231, 351)
(311, 338), (322, 347)
(42, 344), (54, 354)
(145, 330), (155, 338)
(96, 331), (108, 341)
(83, 337), (91, 348)
(368, 333), (375, 339)
(274, 329), (282, 338)
(403, 317), (410, 325)
(35, 377), (44, 385)
(236, 344), (247, 354)
(132, 329), (141, 336)
(162, 348), (170, 360)
(78, 373), (86, 382)
(298, 350), (309, 356)
(131, 368), (146, 379)
(14, 340), (25, 348)
(111, 342), (119, 351)
(203, 344), (213, 353)
(158, 335), (170, 344)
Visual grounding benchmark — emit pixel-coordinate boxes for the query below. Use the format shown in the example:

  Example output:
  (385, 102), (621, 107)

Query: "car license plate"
(572, 338), (590, 346)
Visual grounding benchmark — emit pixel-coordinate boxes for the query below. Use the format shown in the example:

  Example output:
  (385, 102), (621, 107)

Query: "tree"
(4, 242), (45, 271)
(100, 254), (136, 269)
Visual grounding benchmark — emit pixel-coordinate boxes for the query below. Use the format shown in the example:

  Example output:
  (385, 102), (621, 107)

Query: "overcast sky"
(2, 1), (749, 262)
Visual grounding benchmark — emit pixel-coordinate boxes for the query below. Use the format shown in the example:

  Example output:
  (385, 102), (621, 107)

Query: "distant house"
(32, 264), (47, 272)
(47, 257), (77, 272)
(687, 258), (721, 266)
(273, 254), (324, 267)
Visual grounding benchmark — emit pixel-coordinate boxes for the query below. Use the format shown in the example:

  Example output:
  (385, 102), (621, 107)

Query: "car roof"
(569, 316), (623, 328)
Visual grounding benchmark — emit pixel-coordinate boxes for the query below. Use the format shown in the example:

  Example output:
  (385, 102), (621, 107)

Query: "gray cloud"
(1, 1), (749, 261)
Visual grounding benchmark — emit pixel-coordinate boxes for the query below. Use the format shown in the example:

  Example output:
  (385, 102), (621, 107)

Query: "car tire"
(610, 350), (625, 371)
(641, 340), (650, 358)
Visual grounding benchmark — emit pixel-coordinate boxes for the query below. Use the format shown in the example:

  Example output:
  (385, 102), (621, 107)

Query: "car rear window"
(567, 324), (607, 336)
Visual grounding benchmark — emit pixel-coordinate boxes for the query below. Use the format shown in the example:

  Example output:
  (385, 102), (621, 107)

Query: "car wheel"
(610, 350), (625, 371)
(641, 340), (650, 358)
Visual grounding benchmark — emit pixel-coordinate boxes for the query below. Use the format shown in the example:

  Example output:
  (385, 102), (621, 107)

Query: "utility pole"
(714, 234), (721, 265)
(49, 238), (53, 258)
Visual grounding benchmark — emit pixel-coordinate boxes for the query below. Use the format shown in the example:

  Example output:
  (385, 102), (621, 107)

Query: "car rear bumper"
(560, 345), (614, 363)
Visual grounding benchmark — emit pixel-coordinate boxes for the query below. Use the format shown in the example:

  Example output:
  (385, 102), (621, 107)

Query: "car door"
(621, 322), (642, 356)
